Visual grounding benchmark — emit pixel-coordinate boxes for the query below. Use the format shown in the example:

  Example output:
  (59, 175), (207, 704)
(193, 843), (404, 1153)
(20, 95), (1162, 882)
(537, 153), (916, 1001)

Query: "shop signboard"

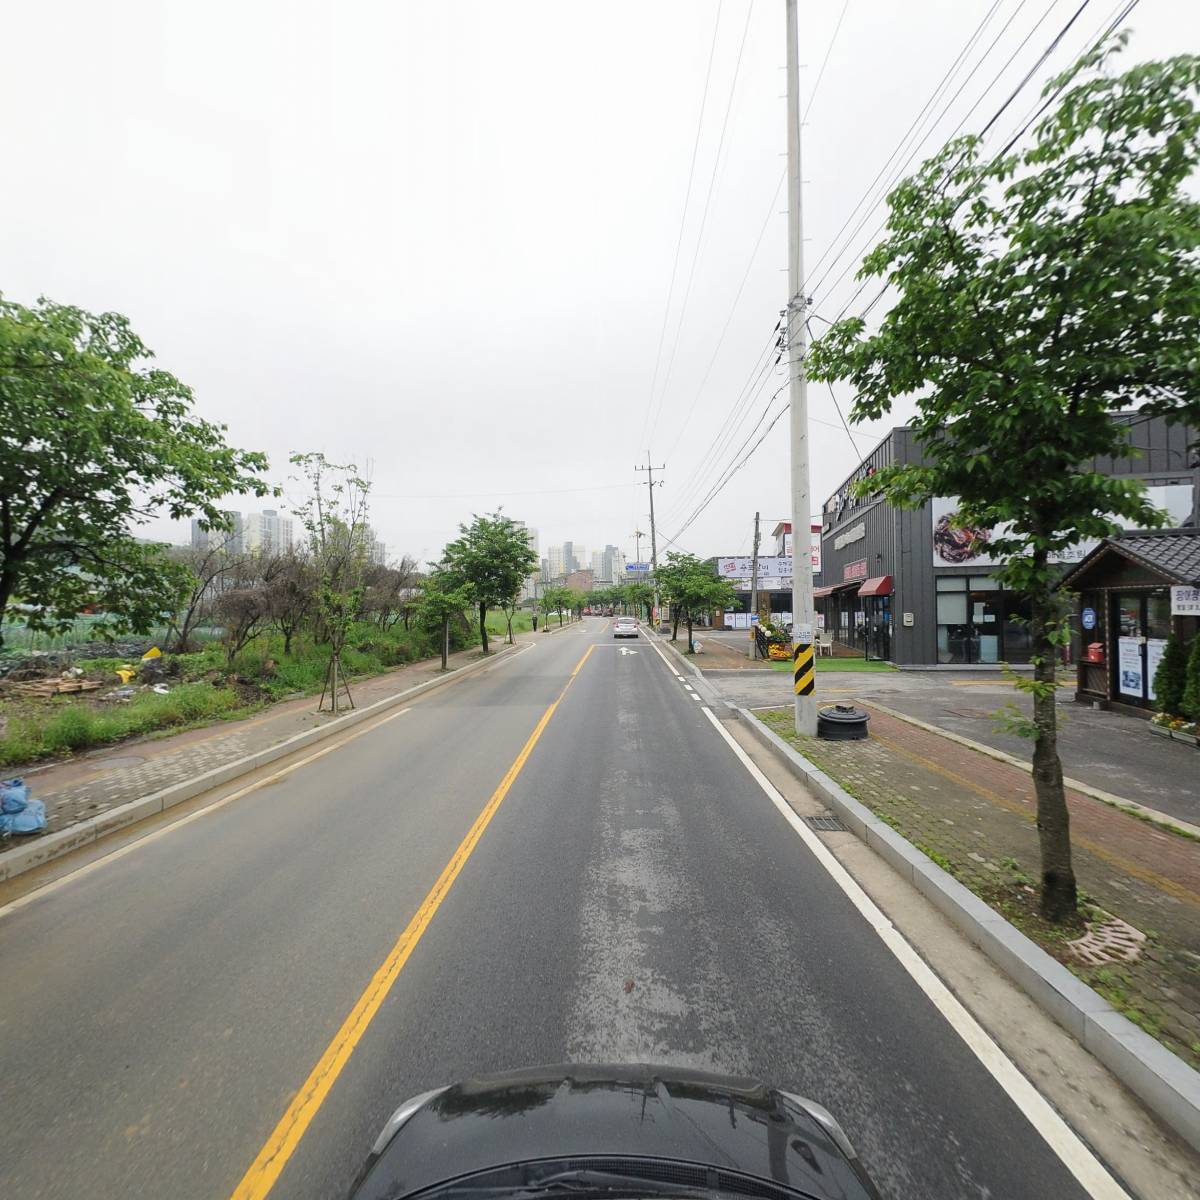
(844, 558), (868, 581)
(1146, 638), (1167, 701)
(1117, 637), (1144, 698)
(932, 486), (1195, 568)
(1171, 585), (1200, 616)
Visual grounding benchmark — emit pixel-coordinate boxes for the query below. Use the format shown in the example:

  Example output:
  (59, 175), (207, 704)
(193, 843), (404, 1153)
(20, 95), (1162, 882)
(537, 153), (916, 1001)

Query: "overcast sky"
(3, 1), (1194, 568)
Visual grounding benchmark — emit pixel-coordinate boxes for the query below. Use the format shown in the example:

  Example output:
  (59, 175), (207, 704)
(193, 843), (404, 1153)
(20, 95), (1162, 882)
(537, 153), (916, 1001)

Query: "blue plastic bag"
(0, 797), (45, 835)
(0, 778), (29, 814)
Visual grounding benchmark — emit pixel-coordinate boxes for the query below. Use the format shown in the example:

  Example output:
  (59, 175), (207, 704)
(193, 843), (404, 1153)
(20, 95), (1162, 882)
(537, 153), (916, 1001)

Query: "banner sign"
(932, 486), (1195, 568)
(844, 558), (868, 582)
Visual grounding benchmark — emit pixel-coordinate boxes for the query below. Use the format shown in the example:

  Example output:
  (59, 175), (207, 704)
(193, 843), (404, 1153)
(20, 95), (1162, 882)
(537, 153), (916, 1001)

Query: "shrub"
(1183, 634), (1200, 723)
(1153, 633), (1191, 718)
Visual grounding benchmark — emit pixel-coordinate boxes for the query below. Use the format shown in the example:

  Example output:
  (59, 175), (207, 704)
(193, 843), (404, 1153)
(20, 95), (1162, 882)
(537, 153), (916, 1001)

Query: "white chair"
(816, 630), (835, 657)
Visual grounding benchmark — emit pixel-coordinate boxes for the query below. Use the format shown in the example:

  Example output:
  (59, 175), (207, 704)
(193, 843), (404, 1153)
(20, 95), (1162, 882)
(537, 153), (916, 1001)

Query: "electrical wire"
(664, 167), (786, 464)
(803, 0), (850, 121)
(828, 0), (1129, 327)
(648, 0), (755, 450)
(807, 0), (1046, 306)
(640, 0), (724, 450)
(801, 0), (1004, 291)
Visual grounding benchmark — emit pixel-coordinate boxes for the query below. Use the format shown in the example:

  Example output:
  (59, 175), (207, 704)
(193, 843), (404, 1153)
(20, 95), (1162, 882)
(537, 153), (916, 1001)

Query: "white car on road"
(613, 617), (639, 639)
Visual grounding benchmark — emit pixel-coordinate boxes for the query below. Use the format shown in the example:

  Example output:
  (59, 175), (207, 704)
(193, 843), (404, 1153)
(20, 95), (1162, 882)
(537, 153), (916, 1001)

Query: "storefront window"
(936, 575), (1029, 664)
(1147, 592), (1171, 639)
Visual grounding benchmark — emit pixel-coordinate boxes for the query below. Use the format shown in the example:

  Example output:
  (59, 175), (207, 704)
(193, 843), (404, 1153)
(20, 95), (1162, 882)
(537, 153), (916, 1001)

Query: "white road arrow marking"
(620, 648), (639, 656)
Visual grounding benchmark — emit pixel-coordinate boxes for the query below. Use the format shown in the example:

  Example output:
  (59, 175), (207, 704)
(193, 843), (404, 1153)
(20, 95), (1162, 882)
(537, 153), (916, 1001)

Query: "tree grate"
(804, 813), (848, 832)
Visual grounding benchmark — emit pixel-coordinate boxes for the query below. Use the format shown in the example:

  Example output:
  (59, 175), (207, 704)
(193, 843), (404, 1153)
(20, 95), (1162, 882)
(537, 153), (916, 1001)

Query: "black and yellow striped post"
(793, 639), (815, 697)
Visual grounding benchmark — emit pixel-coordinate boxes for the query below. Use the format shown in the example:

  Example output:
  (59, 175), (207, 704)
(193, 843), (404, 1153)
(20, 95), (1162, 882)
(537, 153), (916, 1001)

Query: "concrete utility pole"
(633, 529), (645, 571)
(635, 457), (665, 626)
(786, 0), (817, 734)
(749, 511), (761, 659)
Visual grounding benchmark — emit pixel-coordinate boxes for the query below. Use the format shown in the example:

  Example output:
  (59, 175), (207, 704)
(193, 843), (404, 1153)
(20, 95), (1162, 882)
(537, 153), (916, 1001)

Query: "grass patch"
(768, 657), (897, 672)
(484, 609), (533, 638)
(0, 683), (248, 766)
(0, 620), (464, 767)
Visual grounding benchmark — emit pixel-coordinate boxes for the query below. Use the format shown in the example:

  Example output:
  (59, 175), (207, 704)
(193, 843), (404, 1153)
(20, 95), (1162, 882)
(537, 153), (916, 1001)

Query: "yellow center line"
(229, 643), (595, 1200)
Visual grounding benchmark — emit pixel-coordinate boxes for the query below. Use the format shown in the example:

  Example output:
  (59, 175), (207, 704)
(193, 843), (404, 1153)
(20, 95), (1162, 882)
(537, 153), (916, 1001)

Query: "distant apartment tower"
(244, 509), (294, 554)
(191, 511), (244, 554)
(547, 545), (566, 581)
(511, 520), (540, 600)
(591, 544), (621, 584)
(560, 541), (587, 574)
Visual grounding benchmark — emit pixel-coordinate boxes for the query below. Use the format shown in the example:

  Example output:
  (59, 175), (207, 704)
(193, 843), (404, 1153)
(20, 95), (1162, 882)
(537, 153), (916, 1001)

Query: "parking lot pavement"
(703, 664), (1200, 827)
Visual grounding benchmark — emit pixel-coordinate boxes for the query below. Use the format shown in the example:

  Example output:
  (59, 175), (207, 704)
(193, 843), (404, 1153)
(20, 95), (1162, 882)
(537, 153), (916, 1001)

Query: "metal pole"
(787, 0), (817, 734)
(635, 459), (665, 627)
(749, 511), (761, 659)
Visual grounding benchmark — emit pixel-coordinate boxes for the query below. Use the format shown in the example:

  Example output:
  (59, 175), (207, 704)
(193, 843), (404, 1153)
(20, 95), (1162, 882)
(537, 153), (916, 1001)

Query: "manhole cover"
(804, 814), (848, 832)
(90, 755), (147, 769)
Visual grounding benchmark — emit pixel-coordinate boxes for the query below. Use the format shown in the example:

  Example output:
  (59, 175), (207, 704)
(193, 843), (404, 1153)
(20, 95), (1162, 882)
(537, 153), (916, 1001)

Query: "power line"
(640, 0), (724, 450)
(664, 167), (786, 464)
(807, 0), (1041, 305)
(803, 0), (850, 121)
(801, 0), (1004, 291)
(660, 322), (781, 524)
(828, 0), (1124, 326)
(648, 0), (754, 450)
(372, 482), (638, 501)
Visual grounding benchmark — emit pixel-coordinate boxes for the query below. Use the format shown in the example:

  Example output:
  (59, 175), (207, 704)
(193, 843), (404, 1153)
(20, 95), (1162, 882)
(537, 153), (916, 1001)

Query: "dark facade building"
(816, 414), (1199, 666)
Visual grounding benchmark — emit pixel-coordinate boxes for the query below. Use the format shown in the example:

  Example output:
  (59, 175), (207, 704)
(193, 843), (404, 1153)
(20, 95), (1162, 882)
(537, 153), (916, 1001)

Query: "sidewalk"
(757, 703), (1200, 1070)
(2, 630), (548, 847)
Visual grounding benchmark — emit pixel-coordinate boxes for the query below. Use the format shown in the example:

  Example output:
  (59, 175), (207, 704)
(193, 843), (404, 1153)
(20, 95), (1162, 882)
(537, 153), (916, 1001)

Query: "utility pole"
(632, 529), (645, 572)
(749, 511), (761, 659)
(786, 0), (816, 734)
(635, 456), (665, 626)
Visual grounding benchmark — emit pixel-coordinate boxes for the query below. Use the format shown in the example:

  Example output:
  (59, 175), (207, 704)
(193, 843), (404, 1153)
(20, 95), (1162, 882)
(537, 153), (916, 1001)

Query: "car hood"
(354, 1063), (873, 1200)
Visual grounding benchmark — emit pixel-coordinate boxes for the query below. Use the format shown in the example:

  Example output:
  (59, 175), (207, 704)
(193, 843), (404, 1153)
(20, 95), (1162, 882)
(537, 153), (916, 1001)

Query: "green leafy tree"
(442, 513), (538, 654)
(0, 296), (270, 647)
(658, 552), (735, 653)
(289, 453), (372, 710)
(622, 581), (655, 623)
(417, 573), (472, 670)
(1182, 634), (1200, 723)
(808, 40), (1200, 921)
(541, 585), (572, 627)
(1153, 632), (1192, 719)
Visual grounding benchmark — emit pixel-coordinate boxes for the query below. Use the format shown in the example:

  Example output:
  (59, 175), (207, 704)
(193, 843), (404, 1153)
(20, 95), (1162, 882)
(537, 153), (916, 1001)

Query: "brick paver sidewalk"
(760, 704), (1200, 1068)
(5, 634), (538, 843)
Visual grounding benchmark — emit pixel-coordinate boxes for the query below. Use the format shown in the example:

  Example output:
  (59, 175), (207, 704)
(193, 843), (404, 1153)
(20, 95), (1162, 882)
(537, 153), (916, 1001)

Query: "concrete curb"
(0, 643), (526, 884)
(734, 705), (1200, 1153)
(864, 700), (1200, 841)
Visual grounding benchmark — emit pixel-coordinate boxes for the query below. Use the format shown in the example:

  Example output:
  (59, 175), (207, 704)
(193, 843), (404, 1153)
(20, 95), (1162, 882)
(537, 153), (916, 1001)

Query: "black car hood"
(354, 1063), (872, 1200)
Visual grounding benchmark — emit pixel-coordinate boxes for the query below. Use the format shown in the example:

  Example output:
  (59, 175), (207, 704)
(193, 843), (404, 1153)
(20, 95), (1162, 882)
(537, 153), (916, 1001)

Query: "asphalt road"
(1, 618), (1104, 1200)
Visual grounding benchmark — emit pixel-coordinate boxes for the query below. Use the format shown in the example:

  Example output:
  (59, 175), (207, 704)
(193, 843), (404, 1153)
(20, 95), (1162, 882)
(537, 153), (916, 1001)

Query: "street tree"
(290, 453), (372, 711)
(165, 535), (249, 652)
(622, 581), (654, 623)
(417, 572), (472, 670)
(0, 296), (270, 647)
(807, 39), (1200, 921)
(265, 548), (318, 657)
(442, 513), (538, 654)
(658, 552), (735, 654)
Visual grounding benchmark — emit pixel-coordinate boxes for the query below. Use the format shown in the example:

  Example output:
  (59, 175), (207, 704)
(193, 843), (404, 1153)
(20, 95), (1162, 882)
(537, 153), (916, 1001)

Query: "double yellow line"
(229, 644), (595, 1200)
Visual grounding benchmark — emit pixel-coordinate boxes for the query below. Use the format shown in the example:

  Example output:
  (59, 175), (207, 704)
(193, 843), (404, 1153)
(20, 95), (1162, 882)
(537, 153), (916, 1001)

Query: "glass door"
(1112, 591), (1168, 707)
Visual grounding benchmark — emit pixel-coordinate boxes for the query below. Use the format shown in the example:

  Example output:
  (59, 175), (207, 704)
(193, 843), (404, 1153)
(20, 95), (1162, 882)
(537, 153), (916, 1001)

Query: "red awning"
(858, 575), (893, 597)
(813, 581), (861, 598)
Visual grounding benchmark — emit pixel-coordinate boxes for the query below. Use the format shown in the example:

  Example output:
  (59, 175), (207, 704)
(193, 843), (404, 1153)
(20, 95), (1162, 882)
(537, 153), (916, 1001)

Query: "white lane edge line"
(697, 705), (1130, 1200)
(691, 693), (704, 702)
(645, 636), (683, 678)
(0, 706), (416, 920)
